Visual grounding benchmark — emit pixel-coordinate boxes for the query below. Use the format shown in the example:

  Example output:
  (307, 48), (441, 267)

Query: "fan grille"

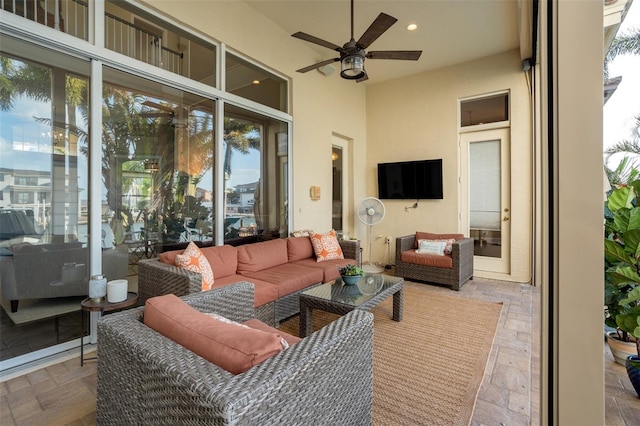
(357, 197), (385, 226)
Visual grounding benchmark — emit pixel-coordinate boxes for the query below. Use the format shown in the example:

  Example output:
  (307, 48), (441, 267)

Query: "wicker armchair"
(97, 281), (374, 426)
(395, 234), (474, 291)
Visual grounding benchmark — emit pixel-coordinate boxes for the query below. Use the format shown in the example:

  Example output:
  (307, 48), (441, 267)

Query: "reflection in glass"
(102, 68), (215, 257)
(223, 105), (288, 244)
(469, 140), (501, 258)
(225, 52), (288, 112)
(0, 50), (125, 361)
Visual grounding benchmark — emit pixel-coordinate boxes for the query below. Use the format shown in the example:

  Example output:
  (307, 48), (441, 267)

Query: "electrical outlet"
(385, 236), (391, 244)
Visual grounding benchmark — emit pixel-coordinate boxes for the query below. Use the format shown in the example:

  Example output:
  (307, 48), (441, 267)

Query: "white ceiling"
(245, 0), (521, 84)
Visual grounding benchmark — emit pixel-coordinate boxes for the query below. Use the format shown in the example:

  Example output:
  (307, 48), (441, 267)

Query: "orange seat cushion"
(287, 236), (315, 262)
(144, 294), (285, 374)
(401, 249), (453, 269)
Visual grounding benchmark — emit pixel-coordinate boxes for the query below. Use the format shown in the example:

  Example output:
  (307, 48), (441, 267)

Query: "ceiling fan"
(292, 0), (422, 82)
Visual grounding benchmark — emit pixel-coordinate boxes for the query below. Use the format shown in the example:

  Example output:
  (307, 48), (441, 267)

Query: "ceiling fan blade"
(296, 58), (340, 73)
(142, 100), (174, 113)
(367, 50), (423, 61)
(140, 112), (173, 118)
(356, 13), (397, 49)
(292, 32), (342, 52)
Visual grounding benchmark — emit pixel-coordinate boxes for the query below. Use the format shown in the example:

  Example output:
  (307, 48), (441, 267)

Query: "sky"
(603, 0), (640, 157)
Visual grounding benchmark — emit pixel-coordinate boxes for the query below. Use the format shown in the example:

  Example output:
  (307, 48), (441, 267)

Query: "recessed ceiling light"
(407, 23), (418, 31)
(252, 80), (260, 85)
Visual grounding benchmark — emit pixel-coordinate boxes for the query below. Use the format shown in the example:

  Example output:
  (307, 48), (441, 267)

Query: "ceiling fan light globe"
(340, 55), (365, 79)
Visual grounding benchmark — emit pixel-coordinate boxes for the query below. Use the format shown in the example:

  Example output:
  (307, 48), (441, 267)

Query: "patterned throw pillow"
(175, 242), (214, 290)
(310, 230), (344, 262)
(415, 239), (447, 256)
(291, 229), (314, 237)
(442, 238), (456, 254)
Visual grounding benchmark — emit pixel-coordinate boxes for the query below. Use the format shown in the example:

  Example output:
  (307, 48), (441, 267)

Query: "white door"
(460, 128), (511, 274)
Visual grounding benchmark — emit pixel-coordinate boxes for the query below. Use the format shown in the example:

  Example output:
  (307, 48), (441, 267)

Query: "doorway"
(460, 128), (511, 274)
(331, 134), (352, 239)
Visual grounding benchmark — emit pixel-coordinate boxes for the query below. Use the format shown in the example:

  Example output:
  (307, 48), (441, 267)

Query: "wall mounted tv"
(377, 159), (443, 200)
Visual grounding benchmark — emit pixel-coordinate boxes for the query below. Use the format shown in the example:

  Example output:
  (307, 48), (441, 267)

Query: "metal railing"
(1, 1), (183, 74)
(105, 12), (183, 75)
(1, 0), (89, 40)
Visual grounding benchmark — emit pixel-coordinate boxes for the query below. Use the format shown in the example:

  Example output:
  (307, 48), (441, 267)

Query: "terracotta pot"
(607, 331), (638, 366)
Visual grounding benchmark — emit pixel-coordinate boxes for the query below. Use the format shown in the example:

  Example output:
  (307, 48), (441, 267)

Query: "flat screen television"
(377, 159), (443, 200)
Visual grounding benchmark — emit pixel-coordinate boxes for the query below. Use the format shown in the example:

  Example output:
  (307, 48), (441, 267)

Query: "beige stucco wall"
(551, 0), (605, 423)
(365, 49), (532, 283)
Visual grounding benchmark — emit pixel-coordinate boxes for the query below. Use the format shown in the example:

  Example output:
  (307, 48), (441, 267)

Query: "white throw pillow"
(416, 239), (447, 256)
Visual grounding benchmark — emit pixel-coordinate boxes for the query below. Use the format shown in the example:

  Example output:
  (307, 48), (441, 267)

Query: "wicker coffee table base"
(299, 279), (403, 337)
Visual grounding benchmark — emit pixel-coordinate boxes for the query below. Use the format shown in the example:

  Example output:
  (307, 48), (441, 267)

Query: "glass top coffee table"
(299, 273), (403, 337)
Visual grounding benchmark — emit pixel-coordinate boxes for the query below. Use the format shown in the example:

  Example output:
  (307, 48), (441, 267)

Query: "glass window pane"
(226, 53), (288, 112)
(224, 105), (288, 244)
(102, 68), (215, 260)
(469, 140), (501, 258)
(0, 47), (100, 360)
(461, 93), (509, 127)
(105, 1), (217, 86)
(2, 0), (89, 41)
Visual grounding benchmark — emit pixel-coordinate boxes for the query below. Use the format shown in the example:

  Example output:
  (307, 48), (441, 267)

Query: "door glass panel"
(332, 146), (343, 235)
(223, 105), (288, 244)
(469, 140), (501, 257)
(102, 67), (215, 262)
(0, 48), (94, 362)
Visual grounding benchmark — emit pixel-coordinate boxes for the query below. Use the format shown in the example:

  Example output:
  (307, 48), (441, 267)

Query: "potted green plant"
(338, 264), (364, 285)
(604, 180), (640, 395)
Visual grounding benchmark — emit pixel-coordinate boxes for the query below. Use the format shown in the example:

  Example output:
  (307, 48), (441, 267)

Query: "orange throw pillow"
(175, 242), (214, 290)
(310, 230), (344, 262)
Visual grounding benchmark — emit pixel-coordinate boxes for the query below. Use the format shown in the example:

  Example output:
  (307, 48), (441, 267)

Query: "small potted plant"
(338, 264), (364, 285)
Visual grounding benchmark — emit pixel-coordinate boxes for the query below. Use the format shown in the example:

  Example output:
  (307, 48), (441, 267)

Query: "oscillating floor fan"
(357, 197), (386, 273)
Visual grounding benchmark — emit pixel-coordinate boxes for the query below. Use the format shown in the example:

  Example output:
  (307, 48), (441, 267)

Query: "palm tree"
(605, 114), (640, 186)
(604, 25), (640, 186)
(605, 26), (640, 80)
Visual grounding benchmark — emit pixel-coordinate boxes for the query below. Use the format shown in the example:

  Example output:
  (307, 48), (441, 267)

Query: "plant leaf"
(605, 239), (634, 264)
(620, 286), (640, 305)
(607, 265), (640, 286)
(607, 185), (634, 211)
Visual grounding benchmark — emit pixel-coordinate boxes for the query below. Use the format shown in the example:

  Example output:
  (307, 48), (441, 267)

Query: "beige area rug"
(279, 283), (503, 426)
(1, 296), (84, 325)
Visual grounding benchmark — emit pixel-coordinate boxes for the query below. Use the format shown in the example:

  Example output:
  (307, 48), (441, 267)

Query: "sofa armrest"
(451, 237), (474, 266)
(97, 289), (373, 425)
(221, 309), (373, 424)
(178, 281), (256, 322)
(395, 234), (416, 259)
(137, 258), (202, 305)
(339, 239), (361, 264)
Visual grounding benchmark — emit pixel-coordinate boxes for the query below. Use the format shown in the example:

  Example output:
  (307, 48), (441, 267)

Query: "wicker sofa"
(96, 282), (374, 425)
(138, 237), (360, 326)
(395, 233), (474, 291)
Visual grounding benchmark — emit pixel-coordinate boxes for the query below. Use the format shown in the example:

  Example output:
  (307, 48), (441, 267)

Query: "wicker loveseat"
(395, 232), (474, 291)
(96, 282), (374, 426)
